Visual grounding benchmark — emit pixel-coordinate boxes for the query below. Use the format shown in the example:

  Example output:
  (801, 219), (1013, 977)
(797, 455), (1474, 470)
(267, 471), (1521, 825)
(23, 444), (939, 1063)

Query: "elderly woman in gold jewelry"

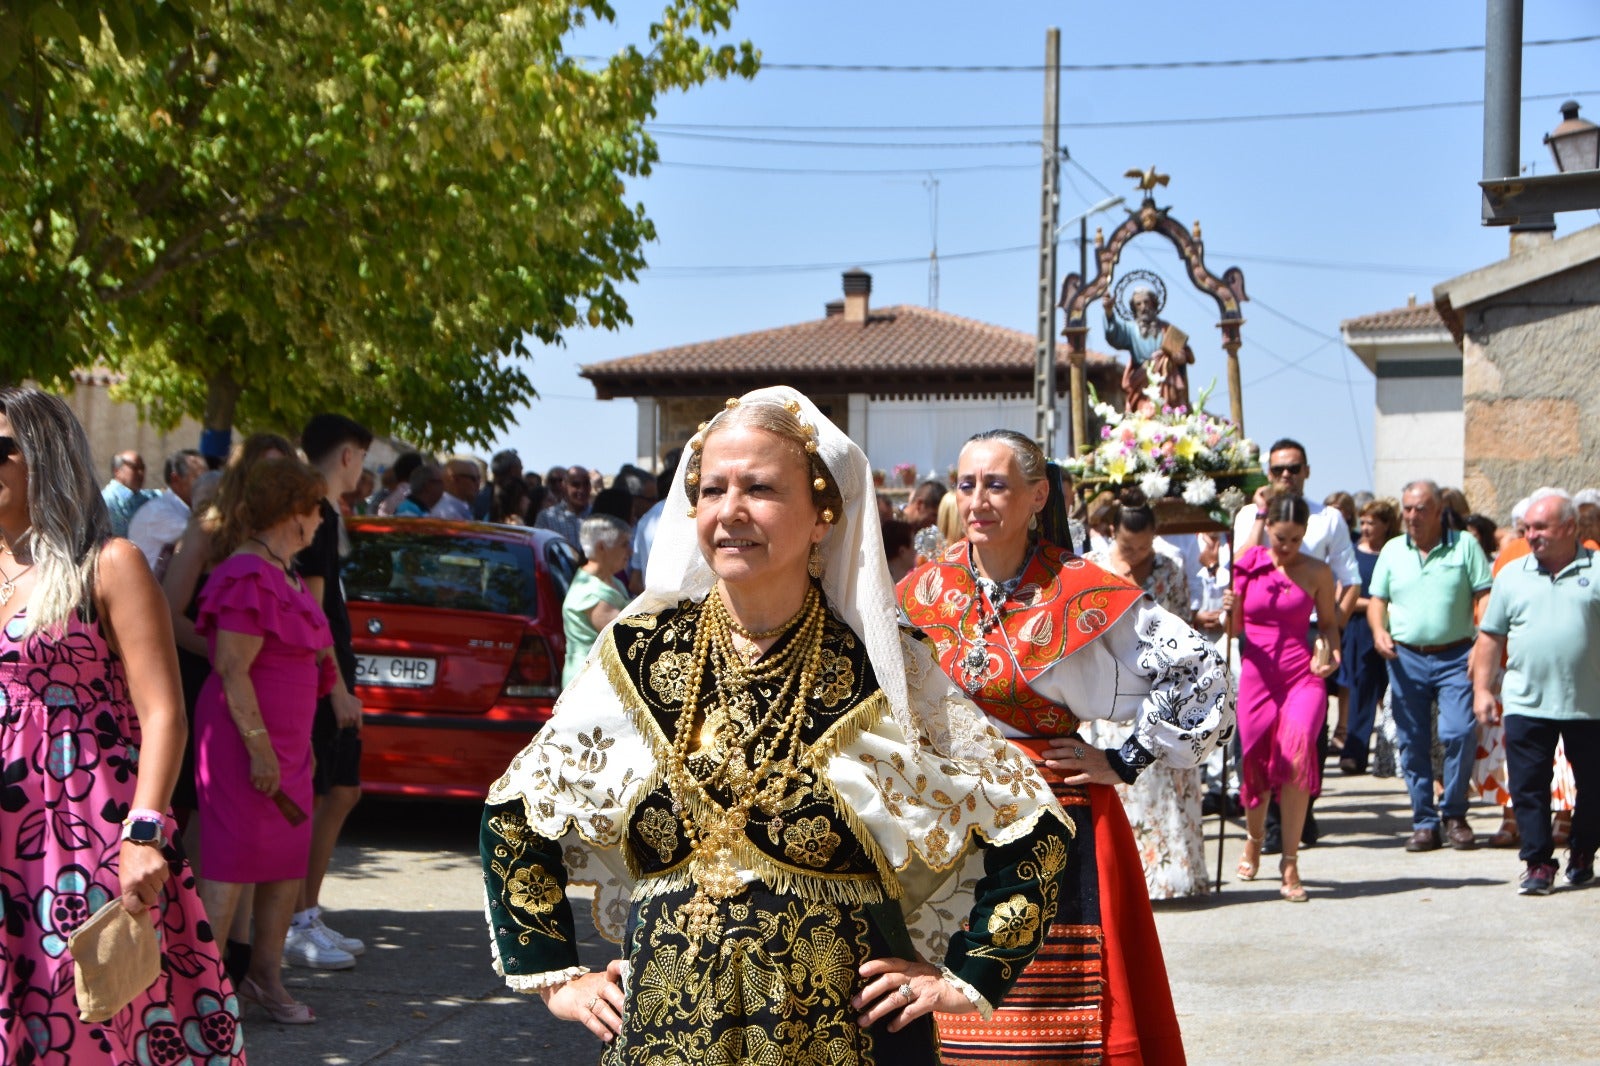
(480, 386), (1073, 1065)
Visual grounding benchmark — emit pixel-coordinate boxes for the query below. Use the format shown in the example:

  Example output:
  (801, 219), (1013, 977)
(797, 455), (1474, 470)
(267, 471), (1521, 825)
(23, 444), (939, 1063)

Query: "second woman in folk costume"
(481, 387), (1074, 1065)
(898, 429), (1234, 1066)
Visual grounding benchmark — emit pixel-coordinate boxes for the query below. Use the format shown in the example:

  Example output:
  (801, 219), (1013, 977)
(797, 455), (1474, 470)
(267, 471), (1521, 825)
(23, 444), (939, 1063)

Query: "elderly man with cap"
(432, 458), (480, 520)
(1472, 489), (1600, 894)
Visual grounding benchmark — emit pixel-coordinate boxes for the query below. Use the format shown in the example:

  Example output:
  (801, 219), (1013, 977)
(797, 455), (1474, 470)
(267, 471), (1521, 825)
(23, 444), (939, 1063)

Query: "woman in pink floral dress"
(0, 388), (244, 1065)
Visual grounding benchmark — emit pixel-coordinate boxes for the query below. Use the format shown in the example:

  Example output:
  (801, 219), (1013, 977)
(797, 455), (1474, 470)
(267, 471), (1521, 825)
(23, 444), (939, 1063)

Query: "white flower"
(1139, 472), (1170, 499)
(1182, 477), (1217, 506)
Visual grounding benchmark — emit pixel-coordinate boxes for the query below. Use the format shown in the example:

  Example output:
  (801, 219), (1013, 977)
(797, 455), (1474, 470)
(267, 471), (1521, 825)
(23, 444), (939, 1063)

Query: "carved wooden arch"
(1058, 196), (1249, 433)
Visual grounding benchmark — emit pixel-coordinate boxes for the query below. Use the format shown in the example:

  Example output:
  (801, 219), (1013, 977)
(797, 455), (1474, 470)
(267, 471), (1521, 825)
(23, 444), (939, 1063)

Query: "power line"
(580, 34), (1599, 74)
(653, 159), (1037, 176)
(645, 90), (1600, 134)
(650, 130), (1040, 149)
(646, 244), (1458, 281)
(647, 243), (1036, 277)
(1211, 250), (1450, 279)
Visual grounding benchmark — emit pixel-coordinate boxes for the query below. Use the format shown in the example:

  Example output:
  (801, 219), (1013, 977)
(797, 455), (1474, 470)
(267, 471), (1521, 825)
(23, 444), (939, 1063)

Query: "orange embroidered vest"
(898, 540), (1144, 736)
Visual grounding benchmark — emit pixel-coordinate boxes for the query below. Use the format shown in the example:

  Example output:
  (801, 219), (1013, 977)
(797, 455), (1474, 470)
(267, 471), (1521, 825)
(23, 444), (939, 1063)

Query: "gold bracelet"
(240, 727), (267, 739)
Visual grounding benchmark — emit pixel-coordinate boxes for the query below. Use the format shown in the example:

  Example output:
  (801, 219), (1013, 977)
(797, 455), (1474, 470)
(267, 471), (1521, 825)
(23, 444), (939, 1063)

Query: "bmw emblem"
(367, 617), (383, 634)
(1581, 578), (1591, 588)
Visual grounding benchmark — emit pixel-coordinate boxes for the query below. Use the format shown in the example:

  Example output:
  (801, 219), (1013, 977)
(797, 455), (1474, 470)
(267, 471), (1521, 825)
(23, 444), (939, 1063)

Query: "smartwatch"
(121, 813), (166, 848)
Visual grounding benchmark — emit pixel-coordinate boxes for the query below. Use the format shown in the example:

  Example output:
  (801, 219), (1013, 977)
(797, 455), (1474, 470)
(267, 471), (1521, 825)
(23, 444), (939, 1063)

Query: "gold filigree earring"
(807, 544), (824, 580)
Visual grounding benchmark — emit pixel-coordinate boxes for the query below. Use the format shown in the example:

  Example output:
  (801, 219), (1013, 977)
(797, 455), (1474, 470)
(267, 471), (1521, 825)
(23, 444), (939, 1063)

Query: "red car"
(342, 517), (580, 799)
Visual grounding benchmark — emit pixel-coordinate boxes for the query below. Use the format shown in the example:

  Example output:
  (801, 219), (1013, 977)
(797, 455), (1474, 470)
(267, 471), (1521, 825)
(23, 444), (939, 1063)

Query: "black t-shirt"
(295, 498), (357, 689)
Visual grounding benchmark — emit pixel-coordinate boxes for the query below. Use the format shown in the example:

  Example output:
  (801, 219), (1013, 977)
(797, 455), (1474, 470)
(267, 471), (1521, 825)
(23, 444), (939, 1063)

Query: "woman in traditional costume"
(481, 387), (1074, 1064)
(898, 429), (1234, 1066)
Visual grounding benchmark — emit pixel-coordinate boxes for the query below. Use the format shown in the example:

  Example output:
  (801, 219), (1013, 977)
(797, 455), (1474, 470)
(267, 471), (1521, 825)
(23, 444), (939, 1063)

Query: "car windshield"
(344, 529), (539, 617)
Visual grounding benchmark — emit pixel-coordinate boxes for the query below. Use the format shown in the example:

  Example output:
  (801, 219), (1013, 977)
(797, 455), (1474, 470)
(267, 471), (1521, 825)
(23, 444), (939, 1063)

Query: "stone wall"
(64, 376), (206, 484)
(1460, 257), (1600, 521)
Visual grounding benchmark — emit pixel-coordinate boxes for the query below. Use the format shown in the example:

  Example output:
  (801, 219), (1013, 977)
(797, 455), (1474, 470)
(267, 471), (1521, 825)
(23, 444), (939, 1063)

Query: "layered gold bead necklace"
(665, 583), (827, 946)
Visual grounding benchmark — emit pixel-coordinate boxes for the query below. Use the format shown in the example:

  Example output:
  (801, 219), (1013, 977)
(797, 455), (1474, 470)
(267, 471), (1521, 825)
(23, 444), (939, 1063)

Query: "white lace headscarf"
(619, 384), (985, 759)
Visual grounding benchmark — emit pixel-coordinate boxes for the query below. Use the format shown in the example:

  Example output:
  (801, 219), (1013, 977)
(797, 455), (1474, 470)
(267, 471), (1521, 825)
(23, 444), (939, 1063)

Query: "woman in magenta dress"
(0, 388), (245, 1065)
(1226, 493), (1341, 902)
(194, 457), (335, 1024)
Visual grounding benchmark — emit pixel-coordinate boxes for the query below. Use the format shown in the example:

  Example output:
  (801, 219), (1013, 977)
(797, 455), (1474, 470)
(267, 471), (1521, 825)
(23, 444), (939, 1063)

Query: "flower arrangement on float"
(1059, 376), (1263, 522)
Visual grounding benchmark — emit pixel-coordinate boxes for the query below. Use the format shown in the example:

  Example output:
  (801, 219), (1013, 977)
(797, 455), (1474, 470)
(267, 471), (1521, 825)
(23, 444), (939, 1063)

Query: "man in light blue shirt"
(1473, 490), (1600, 895)
(100, 450), (156, 537)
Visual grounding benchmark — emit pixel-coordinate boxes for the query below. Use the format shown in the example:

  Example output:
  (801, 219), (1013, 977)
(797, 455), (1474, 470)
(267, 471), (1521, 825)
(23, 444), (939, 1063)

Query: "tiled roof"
(582, 304), (1118, 400)
(1339, 303), (1449, 334)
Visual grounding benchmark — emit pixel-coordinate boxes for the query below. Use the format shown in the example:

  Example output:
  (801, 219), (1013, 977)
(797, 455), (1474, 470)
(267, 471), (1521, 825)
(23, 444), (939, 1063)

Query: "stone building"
(580, 269), (1121, 482)
(1340, 300), (1461, 501)
(1433, 223), (1600, 521)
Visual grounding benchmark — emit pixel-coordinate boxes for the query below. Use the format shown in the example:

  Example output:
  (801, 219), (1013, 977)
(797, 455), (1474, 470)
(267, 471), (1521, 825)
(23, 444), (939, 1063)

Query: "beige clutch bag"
(1312, 635), (1335, 672)
(67, 899), (160, 1023)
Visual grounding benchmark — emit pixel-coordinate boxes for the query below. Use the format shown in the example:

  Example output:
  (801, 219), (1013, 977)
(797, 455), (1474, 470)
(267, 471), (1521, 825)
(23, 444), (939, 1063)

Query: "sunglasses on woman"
(0, 437), (18, 462)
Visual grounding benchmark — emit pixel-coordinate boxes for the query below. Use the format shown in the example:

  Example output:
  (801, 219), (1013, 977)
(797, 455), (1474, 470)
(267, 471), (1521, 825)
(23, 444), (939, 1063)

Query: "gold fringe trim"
(633, 862), (888, 907)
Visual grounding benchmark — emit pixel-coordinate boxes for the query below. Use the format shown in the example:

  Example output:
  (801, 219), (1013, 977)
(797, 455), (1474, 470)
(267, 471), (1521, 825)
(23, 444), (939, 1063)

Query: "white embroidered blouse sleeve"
(1095, 599), (1234, 775)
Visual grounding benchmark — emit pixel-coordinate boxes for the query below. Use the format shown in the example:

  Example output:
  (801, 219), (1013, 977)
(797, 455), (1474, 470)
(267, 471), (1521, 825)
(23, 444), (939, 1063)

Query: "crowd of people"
(5, 380), (1594, 1064)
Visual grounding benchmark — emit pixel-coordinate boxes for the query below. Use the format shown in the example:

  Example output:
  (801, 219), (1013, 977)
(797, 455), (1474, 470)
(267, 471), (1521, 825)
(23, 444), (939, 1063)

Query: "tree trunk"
(204, 368), (240, 433)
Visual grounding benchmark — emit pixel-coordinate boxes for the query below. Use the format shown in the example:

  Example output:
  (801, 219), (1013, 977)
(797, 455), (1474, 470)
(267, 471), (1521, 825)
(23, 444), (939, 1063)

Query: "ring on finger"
(897, 981), (913, 1002)
(586, 994), (599, 1013)
(1072, 745), (1084, 759)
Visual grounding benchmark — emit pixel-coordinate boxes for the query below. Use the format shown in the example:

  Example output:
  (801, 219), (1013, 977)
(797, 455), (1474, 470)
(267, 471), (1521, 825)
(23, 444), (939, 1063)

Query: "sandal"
(1488, 808), (1520, 849)
(1278, 856), (1309, 903)
(239, 975), (316, 1025)
(1554, 810), (1573, 849)
(1237, 834), (1263, 882)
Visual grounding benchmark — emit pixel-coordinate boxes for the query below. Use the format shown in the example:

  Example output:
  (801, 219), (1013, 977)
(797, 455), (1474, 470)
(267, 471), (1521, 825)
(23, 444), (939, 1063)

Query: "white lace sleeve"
(1099, 599), (1234, 774)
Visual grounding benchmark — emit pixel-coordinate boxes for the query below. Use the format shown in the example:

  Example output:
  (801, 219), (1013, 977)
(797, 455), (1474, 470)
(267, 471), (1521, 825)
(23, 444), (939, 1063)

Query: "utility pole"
(924, 175), (940, 310)
(1033, 28), (1061, 456)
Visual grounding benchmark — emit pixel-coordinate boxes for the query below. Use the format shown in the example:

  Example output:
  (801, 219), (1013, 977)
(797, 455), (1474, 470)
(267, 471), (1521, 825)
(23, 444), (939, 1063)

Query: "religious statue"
(1101, 272), (1193, 414)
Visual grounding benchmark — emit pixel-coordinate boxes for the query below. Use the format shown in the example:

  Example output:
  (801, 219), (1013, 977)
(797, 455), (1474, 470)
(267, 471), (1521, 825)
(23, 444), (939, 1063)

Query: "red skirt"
(937, 742), (1186, 1065)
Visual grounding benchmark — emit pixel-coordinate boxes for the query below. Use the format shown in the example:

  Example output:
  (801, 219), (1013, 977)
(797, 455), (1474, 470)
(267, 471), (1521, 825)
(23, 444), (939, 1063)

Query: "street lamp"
(1055, 196), (1126, 241)
(1545, 100), (1600, 174)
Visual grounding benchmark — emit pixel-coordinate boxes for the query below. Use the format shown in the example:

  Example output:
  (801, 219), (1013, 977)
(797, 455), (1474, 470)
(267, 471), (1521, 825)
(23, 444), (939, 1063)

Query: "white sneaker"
(312, 914), (365, 956)
(283, 923), (357, 970)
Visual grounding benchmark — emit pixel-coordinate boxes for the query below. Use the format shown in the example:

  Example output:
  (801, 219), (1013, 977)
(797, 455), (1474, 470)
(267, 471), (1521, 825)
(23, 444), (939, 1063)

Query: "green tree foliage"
(2, 1), (755, 446)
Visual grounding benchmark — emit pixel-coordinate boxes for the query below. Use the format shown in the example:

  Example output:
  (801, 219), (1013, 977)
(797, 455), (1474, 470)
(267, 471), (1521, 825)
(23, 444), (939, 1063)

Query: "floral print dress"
(0, 610), (244, 1066)
(1084, 549), (1210, 900)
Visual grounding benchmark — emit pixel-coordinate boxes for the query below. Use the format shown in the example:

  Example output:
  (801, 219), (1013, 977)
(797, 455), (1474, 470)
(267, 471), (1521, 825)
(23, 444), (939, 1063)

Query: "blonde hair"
(685, 400), (845, 520)
(936, 490), (963, 544)
(0, 389), (112, 636)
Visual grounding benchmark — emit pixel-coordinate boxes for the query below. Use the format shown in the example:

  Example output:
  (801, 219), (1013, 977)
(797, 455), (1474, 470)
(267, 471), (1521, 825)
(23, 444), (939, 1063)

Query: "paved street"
(245, 772), (1600, 1065)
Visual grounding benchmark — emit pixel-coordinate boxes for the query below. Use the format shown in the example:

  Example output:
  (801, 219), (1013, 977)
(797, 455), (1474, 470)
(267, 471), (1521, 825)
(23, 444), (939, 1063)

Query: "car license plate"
(356, 655), (437, 688)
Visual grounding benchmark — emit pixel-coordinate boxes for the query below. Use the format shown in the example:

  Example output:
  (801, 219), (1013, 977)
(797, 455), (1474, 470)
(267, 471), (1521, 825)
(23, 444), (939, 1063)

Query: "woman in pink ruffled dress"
(0, 388), (245, 1065)
(194, 458), (336, 1024)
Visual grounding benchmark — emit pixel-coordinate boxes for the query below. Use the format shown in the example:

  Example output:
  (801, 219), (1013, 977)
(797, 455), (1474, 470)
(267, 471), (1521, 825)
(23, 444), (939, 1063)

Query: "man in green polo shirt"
(1369, 480), (1492, 852)
(1472, 490), (1600, 895)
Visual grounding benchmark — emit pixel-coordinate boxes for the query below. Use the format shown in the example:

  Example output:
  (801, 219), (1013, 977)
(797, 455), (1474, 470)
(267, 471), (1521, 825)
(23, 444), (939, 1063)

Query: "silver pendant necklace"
(0, 559), (34, 606)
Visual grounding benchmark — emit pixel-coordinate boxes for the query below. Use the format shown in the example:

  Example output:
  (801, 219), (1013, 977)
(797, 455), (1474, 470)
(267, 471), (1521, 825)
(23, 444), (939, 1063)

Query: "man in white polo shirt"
(1472, 490), (1600, 895)
(1233, 438), (1361, 850)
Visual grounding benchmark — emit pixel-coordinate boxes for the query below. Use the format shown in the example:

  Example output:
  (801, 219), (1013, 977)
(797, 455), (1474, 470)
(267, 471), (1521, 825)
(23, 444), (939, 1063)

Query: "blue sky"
(490, 0), (1600, 502)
